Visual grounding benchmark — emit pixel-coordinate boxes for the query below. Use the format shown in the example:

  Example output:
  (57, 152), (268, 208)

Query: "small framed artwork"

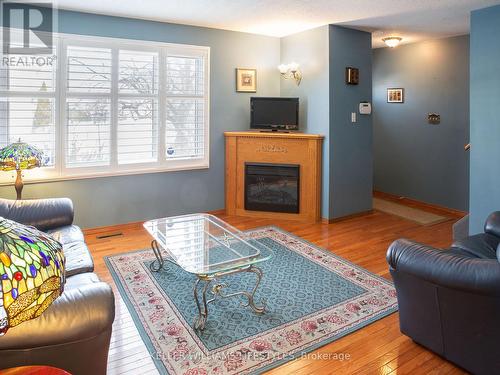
(387, 88), (404, 103)
(236, 68), (257, 92)
(345, 67), (359, 85)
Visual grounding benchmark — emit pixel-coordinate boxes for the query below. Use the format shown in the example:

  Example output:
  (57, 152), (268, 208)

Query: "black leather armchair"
(387, 212), (500, 375)
(0, 198), (115, 375)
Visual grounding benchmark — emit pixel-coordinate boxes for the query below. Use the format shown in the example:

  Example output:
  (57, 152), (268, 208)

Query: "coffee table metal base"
(149, 240), (266, 331)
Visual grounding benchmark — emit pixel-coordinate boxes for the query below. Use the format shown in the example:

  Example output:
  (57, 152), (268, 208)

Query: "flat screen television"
(250, 97), (299, 131)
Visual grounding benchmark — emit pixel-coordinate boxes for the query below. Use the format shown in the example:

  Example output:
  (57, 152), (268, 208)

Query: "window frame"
(0, 28), (210, 184)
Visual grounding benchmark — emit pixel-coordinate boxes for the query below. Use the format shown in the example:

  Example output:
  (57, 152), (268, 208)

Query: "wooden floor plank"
(84, 204), (467, 375)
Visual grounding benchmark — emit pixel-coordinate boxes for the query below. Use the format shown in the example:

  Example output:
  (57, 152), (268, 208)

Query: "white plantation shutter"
(66, 98), (111, 167)
(118, 98), (157, 164)
(65, 46), (112, 168)
(166, 55), (204, 96)
(0, 36), (57, 167)
(119, 50), (158, 94)
(166, 98), (205, 159)
(0, 57), (56, 91)
(165, 53), (206, 160)
(0, 29), (209, 183)
(117, 50), (159, 164)
(67, 46), (112, 93)
(0, 97), (56, 166)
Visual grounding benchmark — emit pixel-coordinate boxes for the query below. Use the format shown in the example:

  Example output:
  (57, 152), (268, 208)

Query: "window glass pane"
(166, 55), (204, 96)
(165, 98), (204, 159)
(119, 50), (158, 95)
(0, 97), (55, 166)
(67, 46), (112, 93)
(66, 98), (111, 167)
(118, 98), (158, 164)
(0, 54), (56, 92)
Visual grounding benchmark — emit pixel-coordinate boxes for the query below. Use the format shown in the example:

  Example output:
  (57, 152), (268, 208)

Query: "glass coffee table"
(143, 214), (272, 330)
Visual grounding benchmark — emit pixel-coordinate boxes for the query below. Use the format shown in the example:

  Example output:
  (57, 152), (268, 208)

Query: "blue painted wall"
(373, 36), (470, 211)
(280, 25), (373, 220)
(329, 26), (373, 219)
(469, 5), (500, 233)
(0, 9), (280, 228)
(1, 9), (374, 225)
(279, 26), (331, 217)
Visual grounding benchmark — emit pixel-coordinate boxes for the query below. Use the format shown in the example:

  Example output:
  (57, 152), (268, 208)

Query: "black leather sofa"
(0, 198), (115, 375)
(387, 212), (500, 375)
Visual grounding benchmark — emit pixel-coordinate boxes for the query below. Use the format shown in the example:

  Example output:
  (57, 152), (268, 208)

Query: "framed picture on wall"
(387, 88), (404, 103)
(236, 68), (257, 92)
(345, 67), (359, 85)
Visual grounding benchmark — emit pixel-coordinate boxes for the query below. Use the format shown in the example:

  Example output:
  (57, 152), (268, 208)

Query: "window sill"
(0, 162), (210, 186)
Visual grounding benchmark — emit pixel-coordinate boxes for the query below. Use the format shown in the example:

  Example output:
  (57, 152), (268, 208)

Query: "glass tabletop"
(143, 214), (272, 275)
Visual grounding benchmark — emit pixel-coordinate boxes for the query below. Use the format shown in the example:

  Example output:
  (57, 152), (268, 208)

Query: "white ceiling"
(55, 0), (500, 48)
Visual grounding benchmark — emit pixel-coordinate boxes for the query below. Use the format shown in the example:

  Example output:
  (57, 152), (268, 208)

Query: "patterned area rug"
(105, 226), (398, 375)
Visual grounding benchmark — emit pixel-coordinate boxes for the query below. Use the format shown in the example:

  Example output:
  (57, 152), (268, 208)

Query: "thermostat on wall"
(359, 102), (372, 115)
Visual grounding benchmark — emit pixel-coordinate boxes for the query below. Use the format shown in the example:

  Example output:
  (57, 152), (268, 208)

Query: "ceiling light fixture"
(383, 36), (402, 48)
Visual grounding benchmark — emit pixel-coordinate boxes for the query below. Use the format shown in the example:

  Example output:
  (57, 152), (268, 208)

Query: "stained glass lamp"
(0, 217), (65, 336)
(0, 140), (46, 200)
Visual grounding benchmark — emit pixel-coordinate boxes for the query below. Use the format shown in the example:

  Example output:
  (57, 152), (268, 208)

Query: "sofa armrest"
(484, 211), (500, 238)
(0, 281), (114, 350)
(387, 239), (500, 296)
(0, 198), (74, 231)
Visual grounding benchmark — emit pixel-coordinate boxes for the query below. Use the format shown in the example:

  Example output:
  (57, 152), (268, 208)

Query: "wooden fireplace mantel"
(224, 131), (324, 223)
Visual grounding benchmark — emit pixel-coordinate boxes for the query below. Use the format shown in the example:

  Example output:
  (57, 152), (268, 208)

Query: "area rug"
(105, 226), (398, 375)
(373, 197), (447, 225)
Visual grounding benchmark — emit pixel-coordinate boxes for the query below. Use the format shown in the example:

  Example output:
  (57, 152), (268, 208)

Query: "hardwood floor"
(84, 206), (467, 375)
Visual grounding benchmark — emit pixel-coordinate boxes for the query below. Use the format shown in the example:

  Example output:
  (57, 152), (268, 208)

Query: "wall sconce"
(278, 62), (302, 85)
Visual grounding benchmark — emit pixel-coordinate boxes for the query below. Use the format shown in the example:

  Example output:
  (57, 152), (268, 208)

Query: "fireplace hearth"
(225, 131), (323, 222)
(244, 163), (300, 213)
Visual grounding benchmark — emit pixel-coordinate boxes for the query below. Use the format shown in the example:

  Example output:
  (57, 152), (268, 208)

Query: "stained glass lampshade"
(0, 217), (65, 336)
(0, 140), (44, 171)
(0, 140), (46, 200)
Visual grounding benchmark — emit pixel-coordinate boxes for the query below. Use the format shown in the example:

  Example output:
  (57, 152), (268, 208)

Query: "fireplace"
(225, 132), (323, 222)
(244, 163), (300, 213)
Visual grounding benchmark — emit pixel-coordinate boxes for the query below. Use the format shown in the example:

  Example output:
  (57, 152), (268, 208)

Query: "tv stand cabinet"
(224, 131), (324, 223)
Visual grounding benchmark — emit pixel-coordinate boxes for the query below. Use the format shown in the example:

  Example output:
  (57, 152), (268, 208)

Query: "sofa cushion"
(451, 233), (500, 259)
(47, 225), (85, 244)
(62, 242), (94, 277)
(47, 225), (94, 277)
(65, 272), (100, 287)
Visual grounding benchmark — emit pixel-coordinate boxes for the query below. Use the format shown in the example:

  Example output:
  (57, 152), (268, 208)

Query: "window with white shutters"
(0, 39), (57, 168)
(0, 28), (209, 183)
(166, 53), (206, 160)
